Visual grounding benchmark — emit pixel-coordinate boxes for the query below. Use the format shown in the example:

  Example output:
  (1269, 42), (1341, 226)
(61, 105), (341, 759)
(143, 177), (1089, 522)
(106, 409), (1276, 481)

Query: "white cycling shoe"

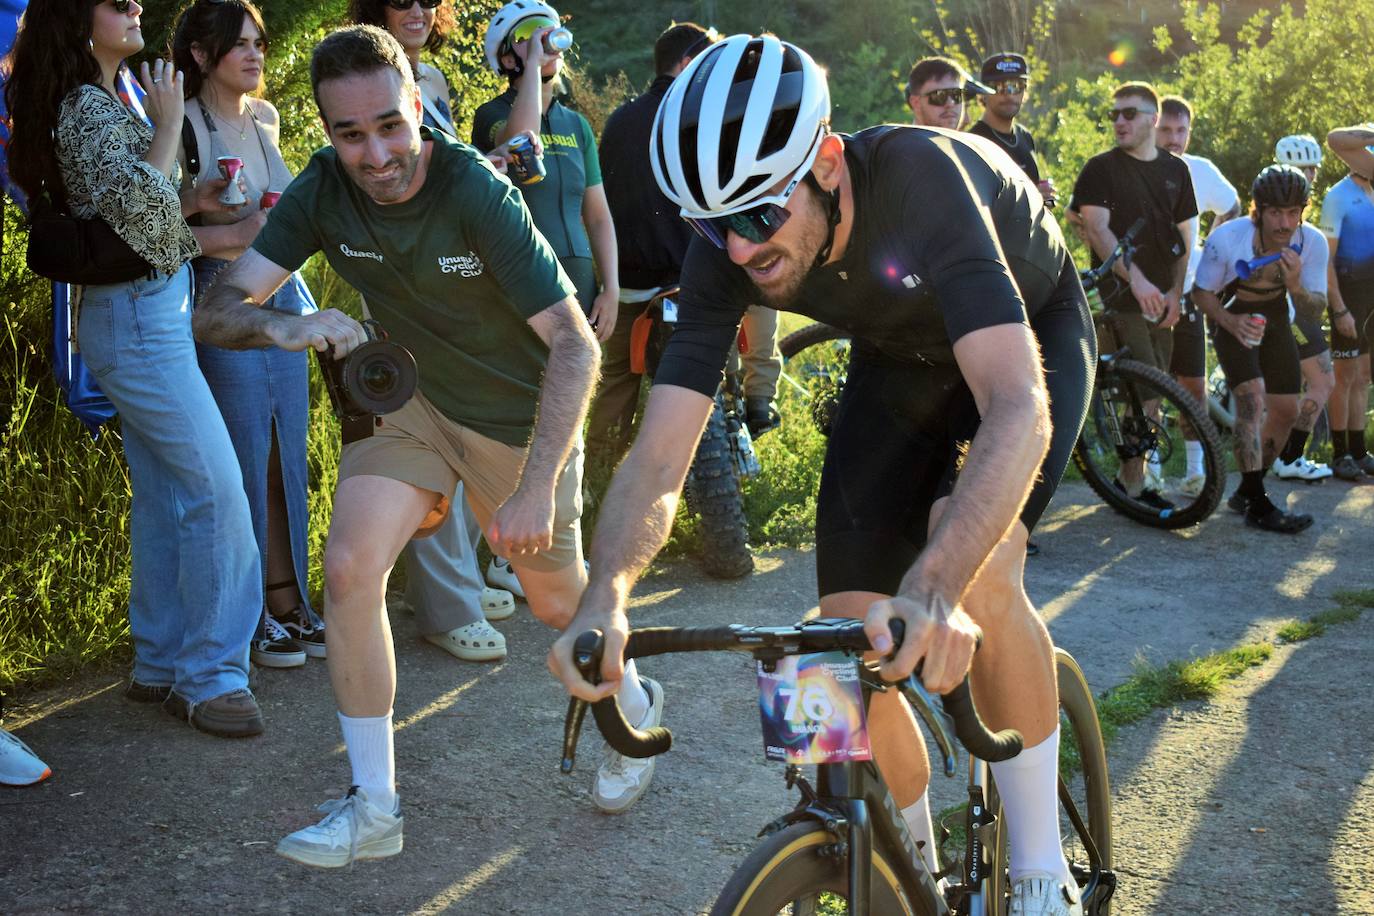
(1272, 456), (1333, 481)
(486, 556), (526, 599)
(1009, 871), (1083, 916)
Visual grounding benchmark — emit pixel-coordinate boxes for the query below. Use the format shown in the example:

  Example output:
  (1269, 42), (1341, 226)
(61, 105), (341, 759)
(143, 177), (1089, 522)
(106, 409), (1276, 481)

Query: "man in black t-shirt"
(1073, 81), (1197, 507)
(551, 35), (1095, 915)
(969, 52), (1056, 205)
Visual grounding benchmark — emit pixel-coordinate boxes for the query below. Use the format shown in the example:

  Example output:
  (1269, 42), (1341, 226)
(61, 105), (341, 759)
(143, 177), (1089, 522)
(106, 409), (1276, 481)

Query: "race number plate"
(757, 651), (871, 764)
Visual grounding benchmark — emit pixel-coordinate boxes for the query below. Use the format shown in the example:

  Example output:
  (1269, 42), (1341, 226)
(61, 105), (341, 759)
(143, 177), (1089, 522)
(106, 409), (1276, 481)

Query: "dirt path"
(2, 476), (1371, 914)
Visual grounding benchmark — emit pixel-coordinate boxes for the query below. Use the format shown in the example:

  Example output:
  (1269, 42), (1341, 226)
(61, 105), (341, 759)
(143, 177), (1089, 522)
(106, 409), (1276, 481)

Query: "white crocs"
(422, 620), (507, 662)
(481, 585), (516, 621)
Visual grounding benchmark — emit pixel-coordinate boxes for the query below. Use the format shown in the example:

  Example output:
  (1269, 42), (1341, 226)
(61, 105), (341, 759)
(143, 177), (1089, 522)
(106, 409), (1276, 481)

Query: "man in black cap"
(969, 52), (1056, 206)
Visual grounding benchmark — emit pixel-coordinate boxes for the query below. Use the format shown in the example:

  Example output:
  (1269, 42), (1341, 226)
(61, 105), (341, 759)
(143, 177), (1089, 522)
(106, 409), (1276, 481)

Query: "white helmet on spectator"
(484, 0), (560, 75)
(1275, 134), (1323, 168)
(651, 34), (830, 218)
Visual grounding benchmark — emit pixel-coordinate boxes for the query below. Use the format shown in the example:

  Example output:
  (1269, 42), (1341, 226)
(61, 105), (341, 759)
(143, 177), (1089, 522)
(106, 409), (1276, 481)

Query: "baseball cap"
(979, 52), (1030, 84)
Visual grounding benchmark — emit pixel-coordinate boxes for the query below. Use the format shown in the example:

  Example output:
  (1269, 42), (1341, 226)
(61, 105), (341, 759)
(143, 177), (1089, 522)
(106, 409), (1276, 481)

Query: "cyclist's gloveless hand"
(1160, 290), (1182, 328)
(1130, 271), (1166, 321)
(1335, 310), (1357, 340)
(487, 484), (556, 559)
(548, 603), (628, 703)
(864, 593), (982, 693)
(267, 308), (367, 356)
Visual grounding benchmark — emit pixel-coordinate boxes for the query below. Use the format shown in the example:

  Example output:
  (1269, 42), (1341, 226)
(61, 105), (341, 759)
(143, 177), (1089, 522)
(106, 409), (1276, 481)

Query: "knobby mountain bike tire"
(1073, 357), (1225, 529)
(984, 649), (1113, 916)
(778, 323), (850, 437)
(686, 391), (754, 579)
(710, 820), (936, 916)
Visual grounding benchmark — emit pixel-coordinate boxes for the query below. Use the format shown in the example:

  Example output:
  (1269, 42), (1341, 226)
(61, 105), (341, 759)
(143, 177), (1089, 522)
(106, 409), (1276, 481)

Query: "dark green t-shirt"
(252, 129), (575, 445)
(472, 88), (602, 261)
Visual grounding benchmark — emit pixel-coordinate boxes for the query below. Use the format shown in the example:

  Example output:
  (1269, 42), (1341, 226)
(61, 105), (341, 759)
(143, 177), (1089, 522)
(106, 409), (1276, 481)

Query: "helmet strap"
(804, 171), (842, 269)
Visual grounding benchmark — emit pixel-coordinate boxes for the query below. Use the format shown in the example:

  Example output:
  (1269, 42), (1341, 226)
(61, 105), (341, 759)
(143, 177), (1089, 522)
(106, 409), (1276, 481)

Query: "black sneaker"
(1227, 491), (1251, 514)
(278, 606), (326, 659)
(1135, 488), (1175, 511)
(745, 396), (781, 438)
(250, 616), (306, 668)
(1245, 505), (1314, 534)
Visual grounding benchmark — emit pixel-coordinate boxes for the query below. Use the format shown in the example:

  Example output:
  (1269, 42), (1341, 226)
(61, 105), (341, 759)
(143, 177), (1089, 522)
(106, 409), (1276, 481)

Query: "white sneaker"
(1009, 871), (1083, 916)
(592, 677), (664, 814)
(1272, 456), (1333, 480)
(481, 586), (516, 621)
(486, 556), (525, 599)
(422, 620), (507, 662)
(1144, 461), (1165, 493)
(1174, 473), (1206, 498)
(276, 787), (403, 868)
(0, 728), (51, 786)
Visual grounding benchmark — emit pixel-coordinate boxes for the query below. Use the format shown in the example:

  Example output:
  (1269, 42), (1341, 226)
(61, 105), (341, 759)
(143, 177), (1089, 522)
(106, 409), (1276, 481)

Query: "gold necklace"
(208, 103), (251, 141)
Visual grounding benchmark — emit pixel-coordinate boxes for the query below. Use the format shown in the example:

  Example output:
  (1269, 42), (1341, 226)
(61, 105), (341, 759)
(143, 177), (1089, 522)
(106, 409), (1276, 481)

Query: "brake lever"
(900, 673), (960, 778)
(559, 630), (605, 774)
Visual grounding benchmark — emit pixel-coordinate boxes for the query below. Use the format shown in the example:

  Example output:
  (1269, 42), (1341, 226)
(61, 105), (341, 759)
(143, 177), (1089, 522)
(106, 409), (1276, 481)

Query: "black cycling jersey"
(655, 124), (1073, 395)
(967, 120), (1040, 183)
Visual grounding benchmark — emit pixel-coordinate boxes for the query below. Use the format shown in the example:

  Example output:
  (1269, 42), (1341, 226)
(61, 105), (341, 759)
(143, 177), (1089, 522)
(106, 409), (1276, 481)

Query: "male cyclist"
(1155, 95), (1242, 495)
(1270, 134), (1337, 480)
(550, 34), (1094, 915)
(1321, 124), (1374, 479)
(968, 52), (1056, 205)
(1192, 166), (1326, 533)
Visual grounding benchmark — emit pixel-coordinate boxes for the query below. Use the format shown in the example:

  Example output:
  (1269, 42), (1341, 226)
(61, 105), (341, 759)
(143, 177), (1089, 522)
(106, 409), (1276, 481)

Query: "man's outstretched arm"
(193, 248), (366, 354)
(547, 384), (714, 700)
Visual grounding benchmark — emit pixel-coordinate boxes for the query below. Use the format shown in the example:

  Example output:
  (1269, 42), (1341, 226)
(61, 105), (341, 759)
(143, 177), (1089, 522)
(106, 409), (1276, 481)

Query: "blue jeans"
(77, 266), (261, 703)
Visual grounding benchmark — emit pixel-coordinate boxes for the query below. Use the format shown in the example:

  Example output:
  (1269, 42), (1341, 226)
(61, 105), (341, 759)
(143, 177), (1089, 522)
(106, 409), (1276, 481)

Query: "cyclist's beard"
(742, 205), (829, 310)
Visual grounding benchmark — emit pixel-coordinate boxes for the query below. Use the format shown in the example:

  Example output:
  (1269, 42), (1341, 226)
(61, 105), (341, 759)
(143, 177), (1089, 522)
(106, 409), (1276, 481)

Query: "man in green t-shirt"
(193, 26), (661, 868)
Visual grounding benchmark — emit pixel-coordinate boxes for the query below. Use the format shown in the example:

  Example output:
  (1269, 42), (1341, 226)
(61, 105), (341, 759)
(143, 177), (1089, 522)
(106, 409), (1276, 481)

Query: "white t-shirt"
(1183, 153), (1241, 290)
(1195, 220), (1327, 299)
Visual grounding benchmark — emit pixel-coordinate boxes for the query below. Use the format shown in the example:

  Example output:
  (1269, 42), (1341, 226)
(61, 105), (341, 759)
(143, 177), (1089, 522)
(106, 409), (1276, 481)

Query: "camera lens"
(360, 358), (398, 396)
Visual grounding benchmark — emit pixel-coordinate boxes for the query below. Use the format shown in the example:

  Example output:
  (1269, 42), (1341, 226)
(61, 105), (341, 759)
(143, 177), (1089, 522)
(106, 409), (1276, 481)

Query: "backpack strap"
(182, 114), (201, 179)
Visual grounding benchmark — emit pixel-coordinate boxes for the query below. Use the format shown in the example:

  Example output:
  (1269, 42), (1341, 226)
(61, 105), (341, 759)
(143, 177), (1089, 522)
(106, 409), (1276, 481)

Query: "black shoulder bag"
(25, 175), (154, 286)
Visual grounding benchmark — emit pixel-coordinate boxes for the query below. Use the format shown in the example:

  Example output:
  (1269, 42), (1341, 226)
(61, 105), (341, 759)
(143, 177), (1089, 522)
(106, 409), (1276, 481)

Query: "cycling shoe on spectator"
(1245, 504), (1314, 534)
(1272, 456), (1332, 481)
(0, 728), (51, 786)
(1332, 455), (1364, 481)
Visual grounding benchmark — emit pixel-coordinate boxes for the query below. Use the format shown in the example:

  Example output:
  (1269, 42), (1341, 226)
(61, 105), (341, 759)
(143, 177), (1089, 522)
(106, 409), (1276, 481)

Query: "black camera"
(316, 318), (418, 421)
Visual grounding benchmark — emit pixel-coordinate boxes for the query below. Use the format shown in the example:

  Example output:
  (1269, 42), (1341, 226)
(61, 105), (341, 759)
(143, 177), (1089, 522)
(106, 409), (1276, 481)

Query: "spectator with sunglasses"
(1072, 81), (1197, 509)
(551, 34), (1095, 915)
(6, 0), (265, 737)
(905, 56), (979, 131)
(969, 52), (1055, 205)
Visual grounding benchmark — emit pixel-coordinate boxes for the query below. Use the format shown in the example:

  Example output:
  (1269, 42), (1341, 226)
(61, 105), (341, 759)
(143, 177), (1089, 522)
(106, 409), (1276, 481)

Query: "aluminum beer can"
(543, 27), (573, 53)
(505, 133), (545, 186)
(1247, 313), (1267, 347)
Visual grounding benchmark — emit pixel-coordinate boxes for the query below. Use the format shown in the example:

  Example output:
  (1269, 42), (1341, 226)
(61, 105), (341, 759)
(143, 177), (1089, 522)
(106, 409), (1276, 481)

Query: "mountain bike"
(630, 287), (757, 578)
(559, 618), (1115, 915)
(780, 229), (1226, 530)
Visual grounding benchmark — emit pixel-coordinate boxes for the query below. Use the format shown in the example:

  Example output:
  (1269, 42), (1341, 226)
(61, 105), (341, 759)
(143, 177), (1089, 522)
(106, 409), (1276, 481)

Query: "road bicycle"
(559, 618), (1115, 915)
(778, 227), (1226, 530)
(628, 286), (758, 578)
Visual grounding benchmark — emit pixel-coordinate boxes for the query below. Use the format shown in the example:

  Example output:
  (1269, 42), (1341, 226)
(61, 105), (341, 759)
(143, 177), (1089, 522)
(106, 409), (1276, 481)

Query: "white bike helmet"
(651, 34), (830, 218)
(1275, 134), (1323, 168)
(484, 0), (560, 75)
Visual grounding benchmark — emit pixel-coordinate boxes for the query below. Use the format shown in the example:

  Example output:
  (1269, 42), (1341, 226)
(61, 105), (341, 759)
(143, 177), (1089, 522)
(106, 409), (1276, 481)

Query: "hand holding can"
(217, 156), (247, 206)
(1244, 313), (1267, 348)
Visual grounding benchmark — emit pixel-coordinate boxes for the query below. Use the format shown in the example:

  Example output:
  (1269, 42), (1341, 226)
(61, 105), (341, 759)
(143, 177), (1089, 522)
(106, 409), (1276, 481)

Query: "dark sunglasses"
(1105, 106), (1155, 123)
(384, 0), (442, 9)
(989, 79), (1026, 95)
(919, 87), (974, 107)
(686, 202), (792, 249)
(112, 0), (133, 11)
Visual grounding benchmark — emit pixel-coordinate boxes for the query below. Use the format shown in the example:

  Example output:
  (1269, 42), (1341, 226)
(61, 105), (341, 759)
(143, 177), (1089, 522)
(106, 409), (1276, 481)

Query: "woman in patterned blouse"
(4, 0), (266, 738)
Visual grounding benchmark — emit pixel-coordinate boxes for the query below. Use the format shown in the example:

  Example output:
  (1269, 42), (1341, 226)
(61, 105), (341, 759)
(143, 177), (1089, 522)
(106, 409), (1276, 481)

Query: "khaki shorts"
(1107, 308), (1173, 372)
(339, 391), (583, 572)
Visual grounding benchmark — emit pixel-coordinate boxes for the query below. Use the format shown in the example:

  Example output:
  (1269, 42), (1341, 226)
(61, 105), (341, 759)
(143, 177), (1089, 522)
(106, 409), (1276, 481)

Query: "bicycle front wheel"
(985, 649), (1113, 916)
(1073, 357), (1225, 528)
(777, 323), (851, 437)
(710, 821), (932, 916)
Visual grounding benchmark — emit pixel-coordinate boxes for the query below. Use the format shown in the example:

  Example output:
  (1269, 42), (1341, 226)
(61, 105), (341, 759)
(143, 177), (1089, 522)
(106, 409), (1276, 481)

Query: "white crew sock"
(339, 711), (396, 811)
(988, 726), (1072, 886)
(1186, 441), (1205, 478)
(1146, 452), (1163, 481)
(615, 659), (650, 726)
(901, 790), (942, 877)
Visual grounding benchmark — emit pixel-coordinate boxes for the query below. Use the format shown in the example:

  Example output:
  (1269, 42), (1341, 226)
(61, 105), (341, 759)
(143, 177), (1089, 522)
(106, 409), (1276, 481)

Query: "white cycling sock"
(1146, 453), (1163, 481)
(901, 790), (942, 877)
(989, 726), (1072, 886)
(616, 659), (650, 726)
(339, 710), (396, 811)
(1186, 441), (1205, 478)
